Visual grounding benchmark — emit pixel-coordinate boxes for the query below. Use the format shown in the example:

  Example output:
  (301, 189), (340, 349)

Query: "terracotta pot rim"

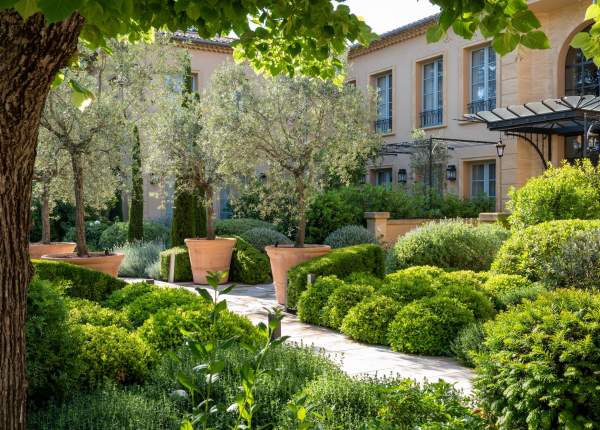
(184, 237), (236, 243)
(41, 252), (124, 260)
(265, 244), (331, 251)
(30, 241), (77, 246)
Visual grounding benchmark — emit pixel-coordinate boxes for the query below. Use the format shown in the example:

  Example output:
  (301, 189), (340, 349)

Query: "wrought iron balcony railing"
(468, 98), (496, 114)
(374, 118), (392, 133)
(420, 108), (443, 128)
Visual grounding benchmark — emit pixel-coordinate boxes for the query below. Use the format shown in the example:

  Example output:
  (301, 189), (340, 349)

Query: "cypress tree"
(128, 125), (144, 242)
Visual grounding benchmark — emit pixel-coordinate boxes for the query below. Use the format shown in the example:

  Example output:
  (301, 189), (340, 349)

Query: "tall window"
(374, 168), (393, 188)
(565, 43), (600, 96)
(375, 72), (392, 133)
(191, 72), (199, 92)
(469, 46), (496, 113)
(421, 58), (443, 127)
(471, 161), (496, 198)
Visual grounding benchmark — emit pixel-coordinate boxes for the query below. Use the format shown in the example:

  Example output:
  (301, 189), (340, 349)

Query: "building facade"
(348, 0), (595, 211)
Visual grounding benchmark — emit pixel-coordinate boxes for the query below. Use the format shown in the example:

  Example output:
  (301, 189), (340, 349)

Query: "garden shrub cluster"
(121, 287), (203, 327)
(159, 246), (192, 282)
(323, 224), (377, 249)
(508, 160), (600, 229)
(475, 289), (600, 429)
(115, 240), (164, 278)
(97, 220), (170, 250)
(287, 243), (385, 309)
(63, 220), (112, 252)
(240, 227), (292, 252)
(66, 298), (132, 329)
(341, 295), (401, 344)
(491, 219), (600, 285)
(33, 259), (126, 301)
(389, 219), (509, 272)
(214, 218), (278, 236)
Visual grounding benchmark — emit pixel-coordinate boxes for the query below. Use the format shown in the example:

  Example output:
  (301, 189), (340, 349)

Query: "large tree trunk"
(71, 152), (88, 256)
(40, 183), (51, 243)
(0, 10), (84, 430)
(205, 186), (215, 240)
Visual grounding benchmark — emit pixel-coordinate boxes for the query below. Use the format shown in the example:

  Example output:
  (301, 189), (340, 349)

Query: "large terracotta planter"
(29, 242), (76, 259)
(40, 252), (124, 277)
(265, 244), (331, 306)
(185, 238), (236, 285)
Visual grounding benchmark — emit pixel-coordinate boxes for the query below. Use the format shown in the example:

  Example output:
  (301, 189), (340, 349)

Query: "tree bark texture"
(0, 10), (84, 430)
(205, 186), (215, 240)
(40, 184), (51, 243)
(294, 178), (306, 248)
(70, 152), (88, 256)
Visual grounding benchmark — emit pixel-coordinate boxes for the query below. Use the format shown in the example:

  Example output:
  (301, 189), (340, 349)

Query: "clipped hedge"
(124, 287), (202, 327)
(491, 219), (600, 284)
(323, 225), (377, 249)
(380, 266), (443, 305)
(33, 259), (126, 301)
(287, 244), (384, 309)
(388, 296), (475, 356)
(475, 289), (600, 429)
(480, 274), (537, 310)
(341, 295), (401, 345)
(159, 246), (192, 282)
(297, 276), (345, 326)
(322, 283), (375, 329)
(229, 236), (271, 285)
(103, 282), (157, 309)
(390, 220), (509, 272)
(66, 298), (132, 329)
(215, 218), (278, 236)
(240, 227), (292, 252)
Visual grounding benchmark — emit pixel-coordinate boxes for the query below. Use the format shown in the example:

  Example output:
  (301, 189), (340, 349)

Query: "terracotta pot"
(185, 238), (236, 285)
(265, 244), (331, 306)
(40, 252), (125, 277)
(29, 242), (76, 259)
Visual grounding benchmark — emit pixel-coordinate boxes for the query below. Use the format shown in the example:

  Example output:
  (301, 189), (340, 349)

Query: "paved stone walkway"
(125, 278), (473, 393)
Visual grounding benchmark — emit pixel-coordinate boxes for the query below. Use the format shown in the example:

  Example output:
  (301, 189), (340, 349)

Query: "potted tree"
(205, 65), (381, 304)
(29, 132), (75, 258)
(148, 56), (234, 284)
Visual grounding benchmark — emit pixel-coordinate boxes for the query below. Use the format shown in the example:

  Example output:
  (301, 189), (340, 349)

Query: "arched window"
(565, 27), (600, 96)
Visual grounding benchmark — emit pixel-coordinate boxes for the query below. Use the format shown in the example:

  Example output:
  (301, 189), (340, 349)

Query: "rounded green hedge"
(124, 287), (202, 327)
(322, 283), (375, 330)
(229, 236), (271, 285)
(78, 324), (154, 387)
(381, 266), (444, 305)
(240, 227), (292, 252)
(297, 276), (345, 326)
(341, 295), (400, 345)
(480, 273), (537, 310)
(103, 282), (157, 309)
(98, 221), (169, 250)
(66, 298), (132, 329)
(475, 289), (600, 429)
(450, 322), (485, 368)
(388, 296), (475, 356)
(323, 225), (377, 249)
(391, 220), (509, 272)
(138, 304), (258, 352)
(215, 218), (278, 236)
(507, 160), (600, 229)
(436, 282), (495, 321)
(491, 219), (600, 285)
(159, 246), (192, 282)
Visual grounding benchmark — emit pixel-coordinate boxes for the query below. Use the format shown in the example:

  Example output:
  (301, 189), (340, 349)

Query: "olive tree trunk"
(70, 152), (89, 256)
(294, 178), (306, 248)
(0, 10), (83, 429)
(40, 183), (51, 243)
(205, 186), (216, 240)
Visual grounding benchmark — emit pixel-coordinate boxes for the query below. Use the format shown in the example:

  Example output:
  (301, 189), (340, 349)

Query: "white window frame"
(421, 58), (443, 126)
(471, 161), (496, 198)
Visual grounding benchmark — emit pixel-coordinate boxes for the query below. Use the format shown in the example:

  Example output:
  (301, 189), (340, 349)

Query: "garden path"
(124, 278), (474, 393)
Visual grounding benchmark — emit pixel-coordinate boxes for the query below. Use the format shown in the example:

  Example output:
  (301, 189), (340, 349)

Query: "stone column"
(365, 212), (390, 243)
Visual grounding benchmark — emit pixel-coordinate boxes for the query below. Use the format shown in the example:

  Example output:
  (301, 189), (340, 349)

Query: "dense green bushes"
(103, 282), (156, 309)
(322, 282), (375, 329)
(380, 265), (442, 305)
(389, 220), (509, 272)
(288, 244), (384, 308)
(124, 287), (202, 327)
(341, 295), (400, 345)
(66, 298), (131, 329)
(229, 236), (271, 284)
(215, 218), (278, 236)
(480, 273), (540, 310)
(98, 221), (169, 250)
(508, 160), (600, 229)
(33, 259), (126, 301)
(323, 225), (377, 249)
(475, 289), (600, 429)
(297, 276), (345, 325)
(240, 227), (292, 251)
(116, 240), (163, 278)
(159, 246), (192, 282)
(491, 219), (600, 285)
(388, 296), (475, 355)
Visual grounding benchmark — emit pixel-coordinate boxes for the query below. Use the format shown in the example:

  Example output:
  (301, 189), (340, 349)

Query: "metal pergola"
(465, 95), (600, 167)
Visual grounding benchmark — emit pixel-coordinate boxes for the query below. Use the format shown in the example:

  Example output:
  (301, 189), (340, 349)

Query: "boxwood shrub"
(78, 324), (154, 387)
(380, 266), (443, 305)
(66, 297), (131, 329)
(491, 219), (600, 284)
(388, 296), (475, 356)
(297, 275), (345, 326)
(480, 273), (537, 310)
(159, 246), (192, 282)
(322, 283), (375, 329)
(475, 289), (600, 429)
(229, 236), (271, 285)
(450, 322), (485, 368)
(138, 304), (259, 352)
(436, 282), (495, 321)
(124, 287), (202, 327)
(341, 295), (401, 345)
(103, 282), (157, 309)
(390, 220), (509, 272)
(240, 227), (292, 252)
(287, 244), (384, 309)
(33, 259), (126, 301)
(215, 218), (278, 236)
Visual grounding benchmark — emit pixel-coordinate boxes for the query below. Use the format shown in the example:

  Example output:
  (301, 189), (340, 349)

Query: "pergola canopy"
(465, 95), (600, 136)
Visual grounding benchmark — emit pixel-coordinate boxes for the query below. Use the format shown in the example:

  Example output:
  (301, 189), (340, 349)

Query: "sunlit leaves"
(68, 79), (94, 111)
(13, 0), (39, 19)
(37, 0), (81, 22)
(571, 3), (600, 67)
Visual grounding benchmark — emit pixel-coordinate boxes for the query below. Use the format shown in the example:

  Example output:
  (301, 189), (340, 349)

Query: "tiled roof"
(171, 31), (235, 53)
(349, 13), (440, 59)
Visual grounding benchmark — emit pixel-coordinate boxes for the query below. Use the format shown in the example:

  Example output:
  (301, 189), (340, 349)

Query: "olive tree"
(205, 64), (382, 247)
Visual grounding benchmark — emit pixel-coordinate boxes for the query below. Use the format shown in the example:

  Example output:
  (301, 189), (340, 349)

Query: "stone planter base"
(265, 244), (331, 306)
(185, 238), (236, 285)
(40, 252), (124, 277)
(29, 242), (76, 259)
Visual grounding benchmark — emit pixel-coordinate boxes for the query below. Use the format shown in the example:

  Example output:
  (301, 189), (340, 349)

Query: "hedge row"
(287, 243), (385, 309)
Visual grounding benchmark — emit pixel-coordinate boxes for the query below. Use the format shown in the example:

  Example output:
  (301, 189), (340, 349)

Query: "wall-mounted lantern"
(446, 165), (457, 181)
(496, 137), (506, 158)
(397, 168), (407, 184)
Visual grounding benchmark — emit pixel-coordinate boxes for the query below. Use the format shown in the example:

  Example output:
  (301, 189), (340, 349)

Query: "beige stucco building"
(348, 0), (596, 211)
(143, 0), (597, 221)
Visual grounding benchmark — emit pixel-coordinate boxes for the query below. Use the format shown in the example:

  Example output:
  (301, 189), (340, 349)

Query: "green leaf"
(0, 0), (18, 7)
(586, 3), (600, 21)
(492, 31), (520, 55)
(186, 3), (202, 20)
(520, 31), (550, 50)
(426, 24), (445, 43)
(37, 0), (80, 23)
(67, 79), (94, 111)
(570, 32), (590, 49)
(51, 72), (65, 89)
(179, 420), (194, 430)
(13, 0), (39, 19)
(511, 9), (541, 33)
